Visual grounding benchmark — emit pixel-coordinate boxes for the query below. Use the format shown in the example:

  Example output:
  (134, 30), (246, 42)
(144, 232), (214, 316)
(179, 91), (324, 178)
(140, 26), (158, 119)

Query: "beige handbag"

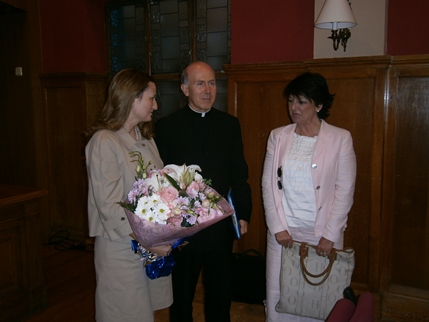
(275, 241), (355, 320)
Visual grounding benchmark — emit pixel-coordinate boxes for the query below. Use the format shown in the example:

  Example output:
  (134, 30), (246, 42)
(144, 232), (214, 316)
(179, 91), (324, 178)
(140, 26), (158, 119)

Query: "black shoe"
(343, 286), (357, 305)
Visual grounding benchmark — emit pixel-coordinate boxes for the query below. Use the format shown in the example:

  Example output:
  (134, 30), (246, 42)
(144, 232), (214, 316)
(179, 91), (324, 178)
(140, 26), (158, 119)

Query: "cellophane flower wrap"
(119, 151), (235, 249)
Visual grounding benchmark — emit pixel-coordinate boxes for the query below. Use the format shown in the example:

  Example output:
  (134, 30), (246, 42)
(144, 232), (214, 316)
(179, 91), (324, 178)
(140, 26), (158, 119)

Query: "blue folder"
(227, 190), (241, 239)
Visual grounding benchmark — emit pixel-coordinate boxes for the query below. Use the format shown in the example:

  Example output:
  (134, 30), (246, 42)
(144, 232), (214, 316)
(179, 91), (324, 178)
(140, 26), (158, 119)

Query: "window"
(107, 0), (230, 116)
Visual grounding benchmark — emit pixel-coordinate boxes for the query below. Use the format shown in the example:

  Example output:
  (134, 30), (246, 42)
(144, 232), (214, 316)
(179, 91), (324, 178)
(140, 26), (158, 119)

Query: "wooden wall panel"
(380, 56), (429, 321)
(226, 63), (305, 254)
(0, 9), (37, 187)
(0, 185), (48, 321)
(392, 76), (429, 287)
(225, 55), (429, 321)
(44, 85), (87, 237)
(40, 74), (107, 243)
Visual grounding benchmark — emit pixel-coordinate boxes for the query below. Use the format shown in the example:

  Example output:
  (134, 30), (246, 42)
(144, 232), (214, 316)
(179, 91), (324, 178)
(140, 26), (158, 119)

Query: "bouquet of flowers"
(118, 151), (234, 278)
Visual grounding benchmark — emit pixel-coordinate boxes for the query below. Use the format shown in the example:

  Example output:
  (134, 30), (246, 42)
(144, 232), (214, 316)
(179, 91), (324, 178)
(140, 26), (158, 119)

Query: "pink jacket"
(262, 120), (356, 243)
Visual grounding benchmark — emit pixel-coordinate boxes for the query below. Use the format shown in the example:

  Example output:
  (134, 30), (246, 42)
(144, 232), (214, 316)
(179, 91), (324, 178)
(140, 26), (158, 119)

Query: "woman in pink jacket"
(262, 72), (356, 321)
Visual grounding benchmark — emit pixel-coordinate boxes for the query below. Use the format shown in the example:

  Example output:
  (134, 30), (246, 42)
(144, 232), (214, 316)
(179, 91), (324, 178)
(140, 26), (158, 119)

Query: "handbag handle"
(299, 242), (336, 286)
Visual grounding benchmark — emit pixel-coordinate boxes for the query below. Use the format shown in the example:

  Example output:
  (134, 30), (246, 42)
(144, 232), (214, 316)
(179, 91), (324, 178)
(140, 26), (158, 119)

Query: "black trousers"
(169, 244), (233, 322)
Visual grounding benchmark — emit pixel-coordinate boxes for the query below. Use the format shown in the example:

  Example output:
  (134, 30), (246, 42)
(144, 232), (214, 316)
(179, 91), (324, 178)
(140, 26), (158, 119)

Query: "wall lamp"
(315, 0), (357, 52)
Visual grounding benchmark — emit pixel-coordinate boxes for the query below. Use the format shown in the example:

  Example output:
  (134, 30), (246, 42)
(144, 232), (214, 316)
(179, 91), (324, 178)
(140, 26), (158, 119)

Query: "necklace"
(134, 126), (140, 140)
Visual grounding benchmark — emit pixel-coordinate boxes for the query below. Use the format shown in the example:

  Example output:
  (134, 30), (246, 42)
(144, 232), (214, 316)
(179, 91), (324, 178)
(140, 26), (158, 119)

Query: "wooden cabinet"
(0, 185), (48, 321)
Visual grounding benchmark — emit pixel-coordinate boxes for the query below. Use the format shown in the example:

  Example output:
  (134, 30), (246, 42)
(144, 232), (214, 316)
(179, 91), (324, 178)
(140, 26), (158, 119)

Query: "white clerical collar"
(189, 105), (211, 117)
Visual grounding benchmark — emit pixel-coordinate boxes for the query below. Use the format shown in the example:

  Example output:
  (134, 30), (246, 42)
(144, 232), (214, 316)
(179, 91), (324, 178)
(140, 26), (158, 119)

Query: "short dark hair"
(283, 72), (334, 119)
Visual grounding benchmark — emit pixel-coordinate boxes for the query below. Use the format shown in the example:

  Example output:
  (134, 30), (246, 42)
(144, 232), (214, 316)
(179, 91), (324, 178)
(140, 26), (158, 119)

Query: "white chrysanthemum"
(135, 195), (170, 224)
(148, 194), (161, 206)
(135, 196), (152, 220)
(153, 202), (170, 223)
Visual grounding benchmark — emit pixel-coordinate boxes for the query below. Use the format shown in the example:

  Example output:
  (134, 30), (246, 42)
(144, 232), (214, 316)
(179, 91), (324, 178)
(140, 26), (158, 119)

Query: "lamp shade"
(315, 0), (357, 30)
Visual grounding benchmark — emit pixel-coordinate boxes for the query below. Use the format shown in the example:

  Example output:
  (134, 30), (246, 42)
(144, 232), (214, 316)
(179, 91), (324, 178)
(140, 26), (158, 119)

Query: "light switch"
(15, 67), (23, 76)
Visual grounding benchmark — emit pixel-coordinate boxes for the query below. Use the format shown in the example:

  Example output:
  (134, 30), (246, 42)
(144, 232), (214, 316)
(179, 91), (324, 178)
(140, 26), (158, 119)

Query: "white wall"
(313, 0), (387, 58)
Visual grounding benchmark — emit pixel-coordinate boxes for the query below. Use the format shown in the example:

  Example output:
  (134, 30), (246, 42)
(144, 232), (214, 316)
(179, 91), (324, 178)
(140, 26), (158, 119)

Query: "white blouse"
(281, 133), (318, 228)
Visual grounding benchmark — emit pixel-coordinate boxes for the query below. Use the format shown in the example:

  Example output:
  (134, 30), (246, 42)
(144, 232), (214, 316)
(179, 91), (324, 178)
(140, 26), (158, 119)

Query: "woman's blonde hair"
(87, 69), (155, 139)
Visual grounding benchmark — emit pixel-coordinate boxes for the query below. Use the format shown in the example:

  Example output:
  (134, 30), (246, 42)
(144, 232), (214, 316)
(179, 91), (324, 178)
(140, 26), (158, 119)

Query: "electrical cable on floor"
(48, 230), (89, 251)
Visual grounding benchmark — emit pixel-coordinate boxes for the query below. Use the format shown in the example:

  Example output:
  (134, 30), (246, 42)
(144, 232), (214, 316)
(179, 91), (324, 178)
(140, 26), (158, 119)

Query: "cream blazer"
(262, 120), (356, 244)
(86, 127), (164, 241)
